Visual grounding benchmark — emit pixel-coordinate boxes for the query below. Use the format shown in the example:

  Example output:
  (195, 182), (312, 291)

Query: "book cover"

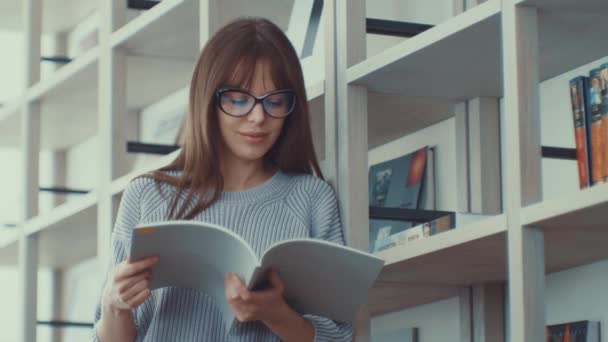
(569, 77), (591, 188)
(588, 69), (605, 185)
(129, 220), (385, 331)
(599, 64), (608, 182)
(368, 147), (429, 252)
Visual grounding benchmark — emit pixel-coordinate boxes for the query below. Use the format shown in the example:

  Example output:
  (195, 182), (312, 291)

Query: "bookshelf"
(5, 0), (608, 341)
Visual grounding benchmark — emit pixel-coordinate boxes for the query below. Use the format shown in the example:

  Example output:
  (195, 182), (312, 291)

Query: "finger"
(126, 288), (152, 308)
(268, 270), (284, 291)
(225, 273), (240, 301)
(233, 275), (252, 301)
(116, 257), (159, 280)
(121, 277), (151, 303)
(117, 270), (151, 296)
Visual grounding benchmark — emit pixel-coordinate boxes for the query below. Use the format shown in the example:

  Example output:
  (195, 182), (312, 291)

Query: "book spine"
(588, 69), (605, 185)
(600, 64), (608, 182)
(570, 77), (591, 188)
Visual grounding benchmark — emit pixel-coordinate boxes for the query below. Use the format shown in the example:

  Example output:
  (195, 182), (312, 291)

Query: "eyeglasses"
(216, 87), (296, 118)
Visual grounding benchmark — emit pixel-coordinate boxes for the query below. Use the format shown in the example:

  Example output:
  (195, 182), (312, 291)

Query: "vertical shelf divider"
(18, 0), (42, 341)
(502, 1), (545, 341)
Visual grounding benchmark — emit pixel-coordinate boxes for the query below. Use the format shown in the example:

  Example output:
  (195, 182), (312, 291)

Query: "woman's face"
(217, 61), (286, 165)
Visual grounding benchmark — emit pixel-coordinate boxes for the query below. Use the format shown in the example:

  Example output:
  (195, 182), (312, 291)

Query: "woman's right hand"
(102, 256), (159, 314)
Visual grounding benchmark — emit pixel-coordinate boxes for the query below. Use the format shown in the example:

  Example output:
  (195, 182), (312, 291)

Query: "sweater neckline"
(217, 170), (286, 203)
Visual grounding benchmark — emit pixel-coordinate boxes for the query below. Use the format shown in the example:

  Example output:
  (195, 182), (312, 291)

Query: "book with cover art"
(599, 64), (608, 182)
(129, 220), (385, 331)
(368, 147), (430, 252)
(546, 320), (599, 342)
(569, 77), (591, 188)
(589, 69), (606, 184)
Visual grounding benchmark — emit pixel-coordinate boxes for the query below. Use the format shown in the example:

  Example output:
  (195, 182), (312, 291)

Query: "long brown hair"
(144, 17), (323, 220)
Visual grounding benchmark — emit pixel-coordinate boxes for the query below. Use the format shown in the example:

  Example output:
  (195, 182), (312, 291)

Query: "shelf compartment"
(515, 0), (608, 82)
(522, 182), (608, 274)
(369, 215), (507, 315)
(24, 192), (98, 269)
(112, 0), (198, 61)
(0, 230), (19, 266)
(348, 0), (502, 99)
(0, 102), (22, 147)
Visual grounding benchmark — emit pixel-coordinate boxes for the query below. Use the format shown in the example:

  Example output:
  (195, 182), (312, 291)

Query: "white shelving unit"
(4, 0), (608, 341)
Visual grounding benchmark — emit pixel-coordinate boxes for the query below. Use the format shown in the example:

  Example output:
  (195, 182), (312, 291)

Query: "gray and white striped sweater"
(92, 170), (354, 342)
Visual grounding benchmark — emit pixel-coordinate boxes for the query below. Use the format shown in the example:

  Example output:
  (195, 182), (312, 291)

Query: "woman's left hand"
(225, 270), (289, 324)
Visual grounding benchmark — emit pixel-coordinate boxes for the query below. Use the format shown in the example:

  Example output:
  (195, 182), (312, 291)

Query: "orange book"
(589, 69), (605, 185)
(599, 64), (608, 181)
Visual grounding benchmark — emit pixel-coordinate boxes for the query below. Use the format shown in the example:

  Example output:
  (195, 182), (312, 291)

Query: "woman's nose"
(247, 102), (266, 123)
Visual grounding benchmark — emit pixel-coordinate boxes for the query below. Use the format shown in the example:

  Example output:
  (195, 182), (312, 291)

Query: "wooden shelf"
(24, 192), (98, 269)
(0, 0), (97, 32)
(0, 230), (19, 266)
(348, 0), (502, 100)
(522, 183), (608, 274)
(369, 215), (507, 315)
(112, 0), (198, 61)
(516, 0), (608, 82)
(0, 102), (22, 148)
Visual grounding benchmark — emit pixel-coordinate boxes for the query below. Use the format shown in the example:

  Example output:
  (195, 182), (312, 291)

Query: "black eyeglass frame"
(215, 87), (297, 118)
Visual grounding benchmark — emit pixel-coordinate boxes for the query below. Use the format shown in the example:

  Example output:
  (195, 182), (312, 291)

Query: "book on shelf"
(569, 77), (592, 188)
(367, 146), (433, 252)
(569, 63), (608, 189)
(129, 220), (385, 331)
(373, 327), (419, 342)
(373, 213), (454, 253)
(546, 320), (599, 342)
(600, 64), (608, 182)
(588, 68), (606, 185)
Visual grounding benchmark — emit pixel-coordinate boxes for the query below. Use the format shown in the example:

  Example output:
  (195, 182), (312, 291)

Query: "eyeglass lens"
(219, 90), (295, 117)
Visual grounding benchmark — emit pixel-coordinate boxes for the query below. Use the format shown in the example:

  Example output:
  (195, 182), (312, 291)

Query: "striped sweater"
(92, 170), (354, 342)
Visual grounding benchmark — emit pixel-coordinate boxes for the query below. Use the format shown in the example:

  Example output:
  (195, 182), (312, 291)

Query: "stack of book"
(569, 63), (608, 189)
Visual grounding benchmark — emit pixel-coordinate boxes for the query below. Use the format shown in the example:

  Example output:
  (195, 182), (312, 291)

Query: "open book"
(129, 220), (385, 331)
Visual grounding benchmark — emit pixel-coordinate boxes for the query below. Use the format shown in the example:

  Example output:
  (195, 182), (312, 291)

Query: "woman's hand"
(225, 270), (289, 324)
(102, 256), (159, 315)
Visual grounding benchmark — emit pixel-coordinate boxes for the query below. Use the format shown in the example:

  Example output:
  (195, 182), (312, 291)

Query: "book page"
(255, 239), (384, 322)
(129, 220), (260, 330)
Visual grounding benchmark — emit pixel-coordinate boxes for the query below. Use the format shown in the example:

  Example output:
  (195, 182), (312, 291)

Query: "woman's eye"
(266, 100), (284, 107)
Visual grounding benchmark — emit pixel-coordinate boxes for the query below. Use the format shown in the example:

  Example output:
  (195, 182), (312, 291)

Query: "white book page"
(256, 239), (384, 322)
(129, 220), (259, 330)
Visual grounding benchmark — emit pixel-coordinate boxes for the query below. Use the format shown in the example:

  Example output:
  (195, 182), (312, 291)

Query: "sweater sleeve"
(303, 179), (354, 342)
(91, 177), (150, 341)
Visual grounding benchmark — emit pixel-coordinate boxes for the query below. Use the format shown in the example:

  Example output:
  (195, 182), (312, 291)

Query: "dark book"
(546, 321), (599, 342)
(599, 63), (608, 182)
(588, 69), (606, 185)
(368, 147), (429, 252)
(570, 77), (591, 188)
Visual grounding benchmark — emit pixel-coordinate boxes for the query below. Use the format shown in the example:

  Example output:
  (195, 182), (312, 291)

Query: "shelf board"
(348, 0), (502, 99)
(522, 182), (608, 274)
(368, 215), (507, 315)
(112, 0), (293, 61)
(112, 0), (198, 60)
(24, 192), (98, 269)
(0, 0), (97, 32)
(516, 0), (608, 82)
(0, 230), (19, 266)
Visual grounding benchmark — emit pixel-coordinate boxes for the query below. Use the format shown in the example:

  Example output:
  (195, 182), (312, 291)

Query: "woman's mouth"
(239, 132), (268, 143)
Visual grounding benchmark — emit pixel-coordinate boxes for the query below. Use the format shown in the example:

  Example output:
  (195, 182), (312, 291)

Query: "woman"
(92, 17), (354, 342)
